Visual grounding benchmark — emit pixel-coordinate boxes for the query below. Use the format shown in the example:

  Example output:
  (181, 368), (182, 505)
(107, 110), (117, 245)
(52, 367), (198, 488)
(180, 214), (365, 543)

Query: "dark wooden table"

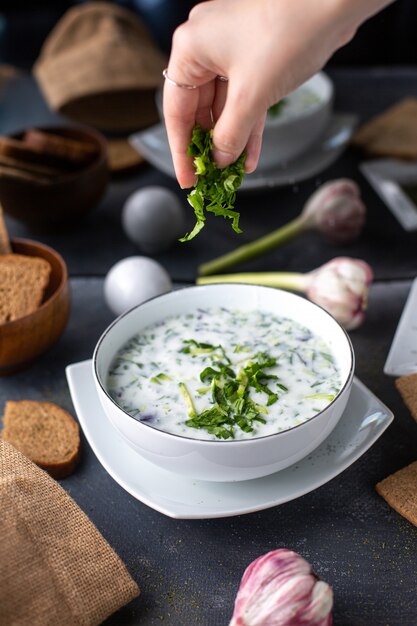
(1, 68), (417, 626)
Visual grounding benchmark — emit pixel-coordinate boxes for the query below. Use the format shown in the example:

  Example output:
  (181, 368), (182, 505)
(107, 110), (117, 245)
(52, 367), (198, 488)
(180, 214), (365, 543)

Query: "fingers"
(163, 18), (218, 188)
(164, 73), (267, 185)
(165, 17), (268, 184)
(212, 78), (228, 123)
(163, 80), (216, 188)
(163, 80), (200, 188)
(195, 81), (216, 130)
(211, 78), (266, 170)
(244, 113), (266, 173)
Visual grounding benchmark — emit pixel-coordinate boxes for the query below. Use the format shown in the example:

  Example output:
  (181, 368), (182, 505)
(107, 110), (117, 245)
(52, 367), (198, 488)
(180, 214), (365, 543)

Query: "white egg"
(104, 256), (172, 316)
(122, 186), (186, 253)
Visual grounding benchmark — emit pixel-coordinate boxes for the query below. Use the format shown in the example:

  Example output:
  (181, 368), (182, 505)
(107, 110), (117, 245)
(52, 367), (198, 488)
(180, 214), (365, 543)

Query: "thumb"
(212, 80), (265, 168)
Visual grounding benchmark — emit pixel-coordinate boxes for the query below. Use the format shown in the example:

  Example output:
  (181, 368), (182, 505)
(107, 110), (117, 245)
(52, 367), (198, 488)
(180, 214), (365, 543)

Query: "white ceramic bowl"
(258, 72), (334, 170)
(93, 284), (354, 482)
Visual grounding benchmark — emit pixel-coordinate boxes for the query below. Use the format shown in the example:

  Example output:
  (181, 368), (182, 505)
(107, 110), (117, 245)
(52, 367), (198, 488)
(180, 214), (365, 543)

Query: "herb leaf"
(180, 125), (246, 242)
(268, 99), (287, 117)
(178, 340), (286, 439)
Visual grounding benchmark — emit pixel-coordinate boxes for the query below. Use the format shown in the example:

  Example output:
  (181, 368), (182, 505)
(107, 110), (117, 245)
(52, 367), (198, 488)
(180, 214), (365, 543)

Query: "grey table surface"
(1, 69), (417, 625)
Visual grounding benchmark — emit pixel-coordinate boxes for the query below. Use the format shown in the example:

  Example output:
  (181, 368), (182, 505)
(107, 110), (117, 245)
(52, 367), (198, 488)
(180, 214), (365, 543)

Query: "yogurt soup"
(107, 307), (342, 441)
(267, 85), (321, 122)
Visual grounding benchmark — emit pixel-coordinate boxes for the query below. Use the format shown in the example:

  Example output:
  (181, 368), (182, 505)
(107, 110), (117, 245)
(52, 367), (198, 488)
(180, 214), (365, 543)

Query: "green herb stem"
(178, 382), (197, 418)
(305, 393), (335, 401)
(197, 271), (309, 292)
(198, 215), (308, 276)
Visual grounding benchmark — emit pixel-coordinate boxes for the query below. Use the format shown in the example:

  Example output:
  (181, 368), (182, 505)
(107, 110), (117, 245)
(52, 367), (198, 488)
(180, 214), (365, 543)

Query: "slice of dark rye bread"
(1, 401), (81, 479)
(0, 254), (51, 323)
(395, 373), (417, 423)
(376, 461), (417, 527)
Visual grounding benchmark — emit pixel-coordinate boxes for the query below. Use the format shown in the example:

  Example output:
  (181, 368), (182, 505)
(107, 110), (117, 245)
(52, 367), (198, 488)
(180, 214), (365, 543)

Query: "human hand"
(163, 0), (365, 188)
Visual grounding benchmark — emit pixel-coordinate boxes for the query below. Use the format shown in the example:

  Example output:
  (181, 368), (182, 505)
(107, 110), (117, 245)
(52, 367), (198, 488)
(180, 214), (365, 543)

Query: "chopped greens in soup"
(267, 85), (321, 121)
(107, 308), (342, 441)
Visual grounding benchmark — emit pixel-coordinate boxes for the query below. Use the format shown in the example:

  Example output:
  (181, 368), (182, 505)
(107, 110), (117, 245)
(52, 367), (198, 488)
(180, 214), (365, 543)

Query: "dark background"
(0, 0), (416, 69)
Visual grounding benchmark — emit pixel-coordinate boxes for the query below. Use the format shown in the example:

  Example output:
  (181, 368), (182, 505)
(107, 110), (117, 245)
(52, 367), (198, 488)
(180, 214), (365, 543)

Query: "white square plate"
(360, 159), (417, 231)
(66, 360), (393, 519)
(384, 277), (417, 376)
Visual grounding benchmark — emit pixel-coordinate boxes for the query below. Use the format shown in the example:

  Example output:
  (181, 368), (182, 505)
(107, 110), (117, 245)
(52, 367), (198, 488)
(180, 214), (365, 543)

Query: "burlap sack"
(34, 2), (167, 132)
(0, 440), (139, 626)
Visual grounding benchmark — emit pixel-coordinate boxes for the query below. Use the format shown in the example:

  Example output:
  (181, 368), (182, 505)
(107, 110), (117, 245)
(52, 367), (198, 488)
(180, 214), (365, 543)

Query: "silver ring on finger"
(162, 68), (198, 90)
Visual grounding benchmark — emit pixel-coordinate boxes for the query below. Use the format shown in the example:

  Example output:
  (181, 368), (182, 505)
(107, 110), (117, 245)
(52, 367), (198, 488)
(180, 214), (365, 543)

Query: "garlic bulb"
(301, 179), (365, 244)
(305, 256), (373, 331)
(229, 549), (333, 626)
(198, 256), (373, 331)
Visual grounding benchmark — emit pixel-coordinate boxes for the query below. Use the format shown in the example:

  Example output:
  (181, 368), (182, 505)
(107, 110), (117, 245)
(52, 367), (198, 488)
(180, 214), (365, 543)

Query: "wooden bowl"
(0, 238), (70, 374)
(0, 125), (108, 231)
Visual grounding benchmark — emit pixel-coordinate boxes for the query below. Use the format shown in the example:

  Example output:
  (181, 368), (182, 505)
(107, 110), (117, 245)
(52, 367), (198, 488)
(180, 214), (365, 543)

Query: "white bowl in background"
(93, 284), (354, 482)
(156, 71), (333, 171)
(258, 72), (334, 169)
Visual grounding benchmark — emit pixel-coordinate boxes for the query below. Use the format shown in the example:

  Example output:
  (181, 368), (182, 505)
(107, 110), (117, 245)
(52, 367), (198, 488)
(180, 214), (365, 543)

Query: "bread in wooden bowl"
(0, 254), (51, 323)
(2, 400), (80, 478)
(23, 128), (99, 167)
(0, 129), (100, 172)
(0, 125), (108, 231)
(0, 150), (65, 178)
(0, 238), (70, 375)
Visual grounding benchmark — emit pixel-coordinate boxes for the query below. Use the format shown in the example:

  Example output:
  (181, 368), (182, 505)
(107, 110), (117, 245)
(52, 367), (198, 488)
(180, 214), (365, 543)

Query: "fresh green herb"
(177, 340), (287, 439)
(150, 373), (172, 384)
(233, 344), (252, 354)
(305, 393), (335, 402)
(178, 382), (197, 417)
(268, 99), (287, 117)
(180, 339), (232, 366)
(180, 125), (246, 242)
(180, 339), (219, 355)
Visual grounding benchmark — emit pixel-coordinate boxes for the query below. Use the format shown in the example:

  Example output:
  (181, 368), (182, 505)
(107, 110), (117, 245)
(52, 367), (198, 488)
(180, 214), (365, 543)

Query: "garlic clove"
(229, 549), (333, 626)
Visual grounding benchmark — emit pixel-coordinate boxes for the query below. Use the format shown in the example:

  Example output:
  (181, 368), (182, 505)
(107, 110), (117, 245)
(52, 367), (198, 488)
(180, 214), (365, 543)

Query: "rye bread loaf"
(0, 254), (51, 323)
(2, 400), (80, 479)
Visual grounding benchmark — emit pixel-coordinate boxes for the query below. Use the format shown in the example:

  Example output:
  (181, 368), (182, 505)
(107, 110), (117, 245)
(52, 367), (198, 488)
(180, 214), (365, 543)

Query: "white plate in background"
(130, 114), (357, 192)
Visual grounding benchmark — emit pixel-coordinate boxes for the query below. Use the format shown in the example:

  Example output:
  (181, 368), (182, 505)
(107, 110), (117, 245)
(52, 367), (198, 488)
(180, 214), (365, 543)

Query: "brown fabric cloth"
(34, 2), (167, 132)
(0, 440), (139, 626)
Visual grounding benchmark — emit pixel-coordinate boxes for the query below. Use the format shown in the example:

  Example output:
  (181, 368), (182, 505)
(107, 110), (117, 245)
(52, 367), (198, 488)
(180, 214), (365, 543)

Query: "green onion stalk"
(197, 256), (374, 331)
(198, 179), (365, 276)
